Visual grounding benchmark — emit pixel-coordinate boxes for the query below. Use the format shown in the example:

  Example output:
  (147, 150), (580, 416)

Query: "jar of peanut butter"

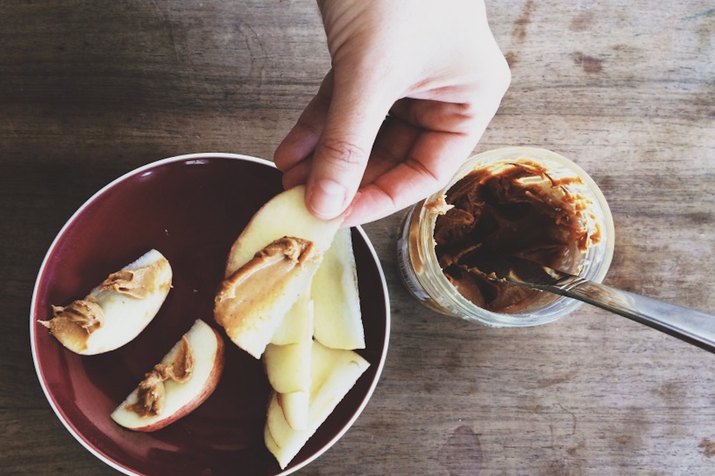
(397, 147), (615, 327)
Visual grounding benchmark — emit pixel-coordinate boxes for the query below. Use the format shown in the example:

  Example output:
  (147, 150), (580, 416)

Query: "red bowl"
(30, 153), (390, 476)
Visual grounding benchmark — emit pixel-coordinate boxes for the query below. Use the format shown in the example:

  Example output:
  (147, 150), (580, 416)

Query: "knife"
(459, 251), (715, 353)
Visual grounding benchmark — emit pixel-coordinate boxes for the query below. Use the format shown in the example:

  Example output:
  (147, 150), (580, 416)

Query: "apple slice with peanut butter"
(111, 319), (224, 432)
(215, 236), (322, 359)
(211, 185), (370, 469)
(39, 249), (172, 355)
(214, 186), (340, 359)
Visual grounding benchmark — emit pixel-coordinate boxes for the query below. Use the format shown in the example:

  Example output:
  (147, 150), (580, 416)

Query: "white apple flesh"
(271, 294), (313, 346)
(312, 228), (365, 350)
(265, 293), (313, 429)
(110, 319), (224, 432)
(277, 391), (309, 430)
(265, 341), (370, 469)
(264, 340), (312, 394)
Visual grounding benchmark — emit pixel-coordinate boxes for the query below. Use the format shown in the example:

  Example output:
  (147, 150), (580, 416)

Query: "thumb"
(305, 72), (391, 220)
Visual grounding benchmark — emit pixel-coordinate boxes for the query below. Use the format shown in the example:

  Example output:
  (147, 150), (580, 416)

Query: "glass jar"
(396, 146), (615, 327)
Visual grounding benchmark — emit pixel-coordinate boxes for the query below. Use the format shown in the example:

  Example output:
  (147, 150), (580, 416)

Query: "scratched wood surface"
(1, 0), (714, 474)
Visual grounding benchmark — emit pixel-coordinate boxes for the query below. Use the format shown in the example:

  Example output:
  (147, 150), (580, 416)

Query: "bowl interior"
(31, 155), (389, 476)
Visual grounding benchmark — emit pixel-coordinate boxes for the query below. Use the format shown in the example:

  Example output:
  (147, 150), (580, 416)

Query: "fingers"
(305, 73), (393, 220)
(281, 157), (311, 190)
(273, 72), (333, 173)
(390, 97), (477, 134)
(276, 72), (506, 225)
(360, 116), (419, 186)
(342, 128), (477, 226)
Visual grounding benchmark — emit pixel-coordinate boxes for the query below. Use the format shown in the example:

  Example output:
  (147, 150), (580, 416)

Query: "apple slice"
(265, 341), (370, 469)
(265, 423), (281, 462)
(312, 228), (365, 350)
(225, 185), (340, 277)
(264, 340), (312, 394)
(277, 391), (309, 430)
(265, 293), (313, 429)
(39, 249), (172, 355)
(111, 319), (224, 432)
(271, 294), (313, 346)
(215, 237), (320, 359)
(215, 186), (340, 359)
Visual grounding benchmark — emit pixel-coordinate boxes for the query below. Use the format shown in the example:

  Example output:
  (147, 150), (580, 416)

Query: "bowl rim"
(29, 152), (391, 476)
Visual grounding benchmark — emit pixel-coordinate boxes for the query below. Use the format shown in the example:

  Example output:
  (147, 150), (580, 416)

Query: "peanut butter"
(214, 236), (320, 341)
(38, 299), (104, 352)
(128, 336), (194, 417)
(100, 262), (166, 299)
(434, 160), (599, 313)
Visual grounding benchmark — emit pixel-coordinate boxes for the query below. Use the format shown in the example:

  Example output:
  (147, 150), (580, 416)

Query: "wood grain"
(1, 0), (714, 474)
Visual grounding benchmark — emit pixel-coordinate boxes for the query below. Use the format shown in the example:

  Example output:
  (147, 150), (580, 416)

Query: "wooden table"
(2, 1), (714, 474)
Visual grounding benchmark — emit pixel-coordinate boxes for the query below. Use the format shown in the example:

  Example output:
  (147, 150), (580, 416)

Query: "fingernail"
(309, 179), (347, 219)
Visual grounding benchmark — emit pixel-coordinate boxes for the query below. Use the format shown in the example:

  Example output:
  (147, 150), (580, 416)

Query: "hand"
(274, 0), (510, 226)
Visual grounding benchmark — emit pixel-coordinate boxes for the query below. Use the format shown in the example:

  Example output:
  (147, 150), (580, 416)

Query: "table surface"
(2, 1), (714, 474)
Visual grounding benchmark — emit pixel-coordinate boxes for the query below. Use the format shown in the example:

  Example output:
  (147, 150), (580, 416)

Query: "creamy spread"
(38, 299), (104, 352)
(128, 336), (194, 417)
(129, 368), (167, 417)
(434, 159), (599, 313)
(101, 264), (163, 299)
(214, 236), (320, 336)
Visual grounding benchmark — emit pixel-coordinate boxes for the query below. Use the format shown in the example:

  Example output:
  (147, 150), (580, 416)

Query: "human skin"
(274, 0), (511, 226)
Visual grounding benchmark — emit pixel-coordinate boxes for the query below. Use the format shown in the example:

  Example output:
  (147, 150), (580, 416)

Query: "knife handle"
(548, 276), (715, 353)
